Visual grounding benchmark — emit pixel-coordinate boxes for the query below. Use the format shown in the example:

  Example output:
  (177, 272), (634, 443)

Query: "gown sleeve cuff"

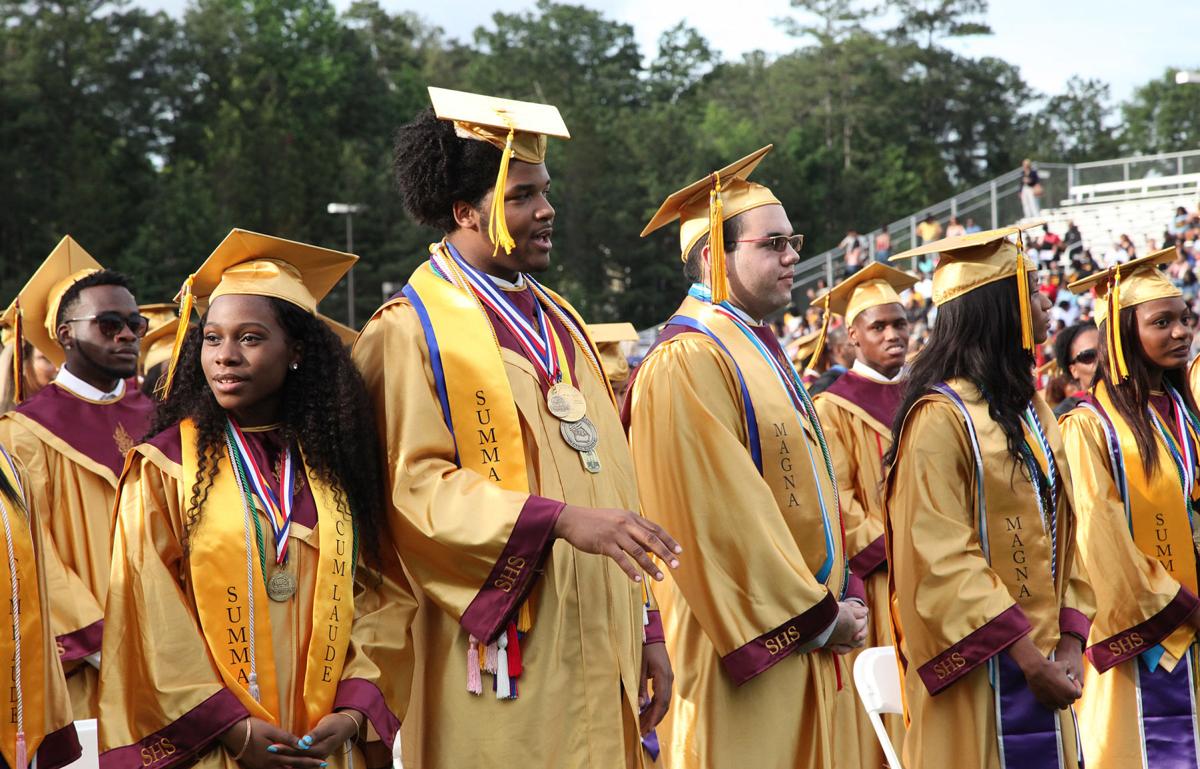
(644, 610), (665, 645)
(459, 495), (564, 643)
(917, 603), (1031, 696)
(334, 678), (400, 748)
(1059, 608), (1092, 644)
(1086, 586), (1200, 673)
(848, 535), (888, 578)
(844, 572), (867, 604)
(719, 591), (839, 686)
(57, 619), (104, 662)
(37, 721), (82, 769)
(98, 688), (249, 769)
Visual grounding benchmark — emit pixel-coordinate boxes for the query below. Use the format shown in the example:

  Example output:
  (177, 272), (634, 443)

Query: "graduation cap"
(429, 87), (571, 257)
(588, 322), (639, 384)
(805, 262), (918, 370)
(641, 145), (779, 304)
(140, 317), (180, 375)
(890, 221), (1045, 353)
(1067, 248), (1180, 381)
(161, 229), (357, 398)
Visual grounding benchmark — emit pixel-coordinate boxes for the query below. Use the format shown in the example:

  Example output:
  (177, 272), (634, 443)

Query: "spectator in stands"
(1064, 221), (1081, 248)
(1051, 297), (1079, 328)
(874, 226), (891, 262)
(1019, 158), (1041, 218)
(964, 217), (982, 234)
(1118, 233), (1136, 259)
(1174, 205), (1190, 237)
(945, 216), (965, 237)
(839, 229), (864, 275)
(915, 214), (942, 245)
(1051, 320), (1098, 417)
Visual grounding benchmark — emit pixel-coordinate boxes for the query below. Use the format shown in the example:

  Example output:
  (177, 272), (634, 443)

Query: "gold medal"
(560, 416), (600, 452)
(547, 382), (587, 422)
(266, 568), (297, 602)
(579, 448), (602, 474)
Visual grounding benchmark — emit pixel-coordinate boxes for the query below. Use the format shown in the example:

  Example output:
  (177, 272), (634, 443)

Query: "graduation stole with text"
(0, 447), (46, 769)
(180, 420), (353, 731)
(400, 246), (615, 698)
(1091, 381), (1199, 661)
(669, 295), (845, 594)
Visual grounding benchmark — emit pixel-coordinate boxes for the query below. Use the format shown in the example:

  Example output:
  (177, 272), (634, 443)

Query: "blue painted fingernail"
(321, 763), (328, 767)
(266, 746), (278, 754)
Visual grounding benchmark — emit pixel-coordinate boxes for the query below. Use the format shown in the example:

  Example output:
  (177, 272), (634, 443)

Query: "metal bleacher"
(793, 148), (1200, 299)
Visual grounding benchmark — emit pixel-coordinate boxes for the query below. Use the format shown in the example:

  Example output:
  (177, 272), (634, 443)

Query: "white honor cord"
(226, 432), (261, 702)
(0, 496), (23, 749)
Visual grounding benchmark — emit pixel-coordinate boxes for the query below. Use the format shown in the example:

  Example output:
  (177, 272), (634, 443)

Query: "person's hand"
(826, 601), (869, 652)
(294, 710), (364, 758)
(1008, 636), (1081, 710)
(639, 642), (673, 736)
(554, 505), (681, 583)
(1054, 635), (1085, 691)
(219, 718), (325, 769)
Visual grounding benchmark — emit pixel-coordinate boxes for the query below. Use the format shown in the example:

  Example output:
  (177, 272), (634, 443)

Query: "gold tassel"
(11, 302), (23, 405)
(708, 173), (729, 304)
(157, 275), (195, 400)
(1015, 239), (1034, 352)
(1110, 269), (1129, 381)
(807, 299), (831, 373)
(516, 601), (532, 633)
(488, 129), (517, 257)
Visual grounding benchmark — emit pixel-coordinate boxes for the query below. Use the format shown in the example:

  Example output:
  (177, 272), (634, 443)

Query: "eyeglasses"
(1069, 348), (1098, 365)
(731, 234), (805, 253)
(64, 312), (151, 338)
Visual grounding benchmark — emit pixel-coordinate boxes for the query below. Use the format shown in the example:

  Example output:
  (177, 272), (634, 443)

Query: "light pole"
(327, 202), (364, 327)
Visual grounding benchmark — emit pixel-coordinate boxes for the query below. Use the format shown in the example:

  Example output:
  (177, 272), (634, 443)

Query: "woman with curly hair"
(97, 230), (414, 769)
(882, 225), (1092, 769)
(1059, 250), (1200, 769)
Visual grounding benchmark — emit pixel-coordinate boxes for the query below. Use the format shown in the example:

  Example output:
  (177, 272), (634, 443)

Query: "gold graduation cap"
(641, 145), (779, 304)
(1067, 248), (1180, 381)
(140, 303), (179, 331)
(140, 317), (180, 374)
(5, 236), (104, 402)
(318, 313), (359, 347)
(429, 86), (571, 257)
(161, 229), (357, 398)
(789, 328), (823, 370)
(890, 221), (1045, 353)
(588, 322), (639, 384)
(805, 262), (918, 370)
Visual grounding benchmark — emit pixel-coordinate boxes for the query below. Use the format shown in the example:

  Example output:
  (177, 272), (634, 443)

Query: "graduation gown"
(814, 369), (905, 766)
(353, 264), (652, 769)
(627, 296), (856, 769)
(98, 424), (414, 769)
(0, 446), (81, 769)
(885, 379), (1092, 769)
(0, 381), (154, 716)
(1060, 387), (1200, 769)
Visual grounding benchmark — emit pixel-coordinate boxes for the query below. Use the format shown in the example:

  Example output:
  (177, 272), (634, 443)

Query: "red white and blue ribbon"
(227, 419), (295, 565)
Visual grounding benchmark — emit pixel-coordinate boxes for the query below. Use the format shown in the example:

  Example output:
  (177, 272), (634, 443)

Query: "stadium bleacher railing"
(793, 148), (1200, 301)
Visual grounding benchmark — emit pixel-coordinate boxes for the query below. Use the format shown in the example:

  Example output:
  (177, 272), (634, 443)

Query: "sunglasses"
(64, 312), (151, 339)
(731, 234), (806, 253)
(1069, 348), (1098, 365)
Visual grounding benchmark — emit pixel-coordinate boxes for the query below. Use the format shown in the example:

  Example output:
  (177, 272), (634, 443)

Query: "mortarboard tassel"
(488, 129), (517, 257)
(517, 600), (532, 633)
(157, 275), (195, 400)
(1110, 268), (1129, 381)
(806, 298), (832, 373)
(1015, 239), (1035, 353)
(11, 302), (23, 405)
(708, 173), (729, 304)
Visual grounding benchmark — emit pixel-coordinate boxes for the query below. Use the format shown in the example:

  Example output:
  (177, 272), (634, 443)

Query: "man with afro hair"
(354, 88), (680, 768)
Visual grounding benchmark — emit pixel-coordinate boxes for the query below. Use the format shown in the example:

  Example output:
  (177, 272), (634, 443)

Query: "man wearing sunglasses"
(626, 146), (867, 769)
(0, 236), (155, 719)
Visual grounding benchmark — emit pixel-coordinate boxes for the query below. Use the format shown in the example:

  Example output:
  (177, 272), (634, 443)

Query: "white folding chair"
(62, 719), (98, 769)
(852, 646), (905, 769)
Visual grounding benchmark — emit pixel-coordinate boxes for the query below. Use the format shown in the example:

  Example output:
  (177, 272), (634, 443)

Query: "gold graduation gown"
(97, 424), (415, 769)
(0, 446), (81, 769)
(814, 370), (906, 766)
(353, 272), (651, 769)
(627, 297), (854, 769)
(1060, 388), (1200, 769)
(0, 380), (154, 717)
(885, 380), (1092, 769)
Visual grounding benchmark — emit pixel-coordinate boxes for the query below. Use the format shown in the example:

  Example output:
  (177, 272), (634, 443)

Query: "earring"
(290, 362), (299, 371)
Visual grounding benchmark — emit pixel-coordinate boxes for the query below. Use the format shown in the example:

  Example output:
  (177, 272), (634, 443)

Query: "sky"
(132, 0), (1191, 103)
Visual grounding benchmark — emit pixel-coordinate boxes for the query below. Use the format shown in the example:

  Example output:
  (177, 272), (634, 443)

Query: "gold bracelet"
(334, 710), (363, 735)
(231, 720), (253, 762)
